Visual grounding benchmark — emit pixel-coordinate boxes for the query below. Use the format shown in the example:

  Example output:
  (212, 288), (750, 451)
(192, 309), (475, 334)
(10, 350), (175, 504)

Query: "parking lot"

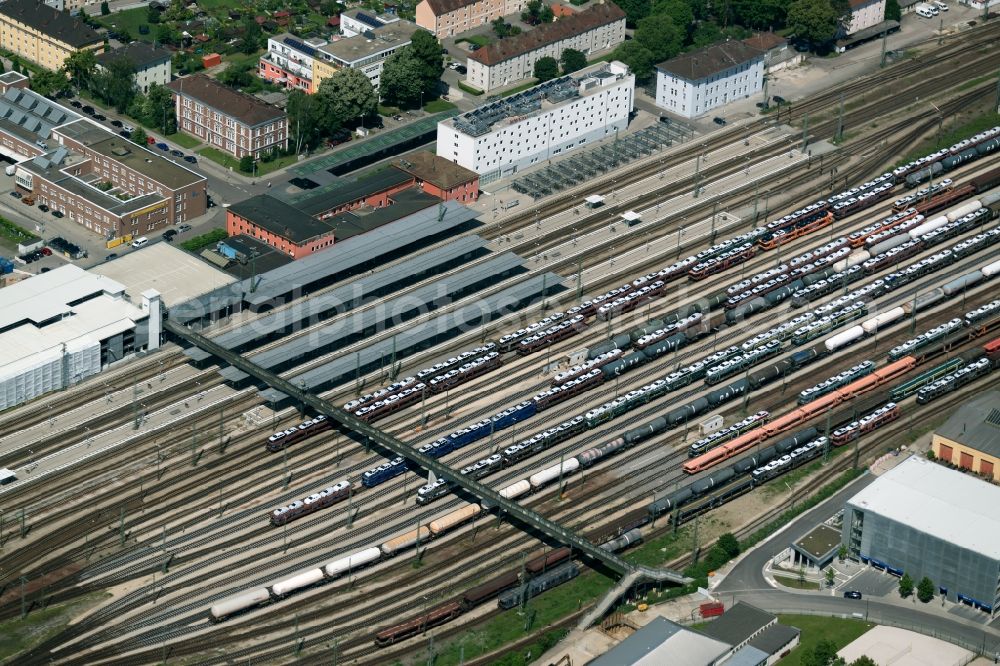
(841, 568), (902, 598)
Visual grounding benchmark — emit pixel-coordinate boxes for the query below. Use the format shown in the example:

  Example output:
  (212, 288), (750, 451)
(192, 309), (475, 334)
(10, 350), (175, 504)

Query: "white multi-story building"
(340, 8), (399, 37)
(844, 0), (887, 34)
(259, 33), (329, 93)
(466, 3), (626, 93)
(315, 20), (419, 90)
(655, 40), (764, 119)
(437, 61), (634, 180)
(97, 42), (172, 94)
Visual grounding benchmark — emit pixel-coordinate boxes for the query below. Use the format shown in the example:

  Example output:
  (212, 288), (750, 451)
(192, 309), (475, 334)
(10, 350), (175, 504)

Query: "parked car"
(843, 590), (862, 599)
(155, 143), (168, 151)
(9, 191), (20, 198)
(119, 130), (131, 138)
(21, 196), (34, 205)
(93, 114), (107, 121)
(81, 105), (95, 115)
(123, 124), (135, 133)
(162, 229), (177, 241)
(147, 137), (157, 145)
(105, 253), (118, 261)
(41, 247), (51, 256)
(183, 155), (198, 164)
(713, 116), (727, 126)
(170, 149), (183, 157)
(51, 210), (63, 218)
(110, 119), (123, 128)
(456, 65), (467, 75)
(40, 266), (51, 273)
(69, 100), (82, 108)
(38, 204), (49, 212)
(177, 223), (192, 232)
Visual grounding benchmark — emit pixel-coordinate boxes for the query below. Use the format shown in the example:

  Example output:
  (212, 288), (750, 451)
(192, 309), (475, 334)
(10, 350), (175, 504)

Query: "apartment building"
(467, 3), (626, 93)
(97, 42), (172, 94)
(437, 61), (634, 179)
(655, 40), (764, 119)
(340, 8), (400, 37)
(845, 0), (887, 34)
(167, 74), (288, 159)
(416, 0), (527, 38)
(0, 0), (103, 72)
(259, 33), (329, 93)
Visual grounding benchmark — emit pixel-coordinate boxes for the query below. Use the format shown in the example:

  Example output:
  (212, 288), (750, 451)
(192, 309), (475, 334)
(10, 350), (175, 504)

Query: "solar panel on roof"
(283, 36), (316, 57)
(354, 11), (383, 28)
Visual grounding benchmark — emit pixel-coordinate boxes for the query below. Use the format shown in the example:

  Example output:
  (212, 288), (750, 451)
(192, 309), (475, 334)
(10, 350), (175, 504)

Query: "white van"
(915, 2), (935, 16)
(131, 236), (149, 248)
(933, 0), (948, 9)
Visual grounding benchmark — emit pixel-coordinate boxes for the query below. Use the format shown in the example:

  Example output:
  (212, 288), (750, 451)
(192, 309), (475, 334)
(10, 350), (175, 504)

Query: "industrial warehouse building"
(843, 455), (1000, 615)
(931, 390), (1000, 482)
(437, 61), (634, 180)
(654, 40), (764, 119)
(0, 266), (161, 410)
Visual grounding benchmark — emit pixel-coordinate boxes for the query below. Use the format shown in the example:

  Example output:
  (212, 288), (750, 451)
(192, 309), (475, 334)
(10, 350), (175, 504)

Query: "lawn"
(96, 7), (155, 42)
(197, 146), (299, 176)
(424, 99), (457, 113)
(167, 132), (202, 149)
(773, 575), (821, 590)
(897, 110), (1000, 165)
(0, 215), (40, 253)
(180, 228), (228, 252)
(194, 0), (244, 10)
(460, 34), (493, 47)
(777, 614), (874, 665)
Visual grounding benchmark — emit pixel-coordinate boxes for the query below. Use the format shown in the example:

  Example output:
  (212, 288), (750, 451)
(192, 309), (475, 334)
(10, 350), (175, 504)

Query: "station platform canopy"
(218, 252), (528, 383)
(621, 211), (641, 223)
(258, 272), (564, 404)
(585, 195), (605, 207)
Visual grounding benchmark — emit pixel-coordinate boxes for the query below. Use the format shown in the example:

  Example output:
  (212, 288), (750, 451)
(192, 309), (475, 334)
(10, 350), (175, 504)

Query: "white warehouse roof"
(0, 265), (145, 379)
(846, 456), (1000, 561)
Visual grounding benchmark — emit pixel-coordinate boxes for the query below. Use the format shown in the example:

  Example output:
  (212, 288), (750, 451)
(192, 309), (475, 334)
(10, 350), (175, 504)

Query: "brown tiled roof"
(423, 0), (479, 16)
(393, 151), (478, 190)
(167, 74), (286, 127)
(656, 40), (764, 81)
(742, 31), (786, 52)
(469, 2), (625, 67)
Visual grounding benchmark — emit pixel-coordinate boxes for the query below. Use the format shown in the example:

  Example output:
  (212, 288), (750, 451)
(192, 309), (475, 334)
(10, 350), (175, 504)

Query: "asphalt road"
(714, 471), (1000, 659)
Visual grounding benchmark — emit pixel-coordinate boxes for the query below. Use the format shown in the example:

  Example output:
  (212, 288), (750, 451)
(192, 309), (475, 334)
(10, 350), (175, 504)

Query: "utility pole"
(693, 153), (701, 198)
(119, 505), (126, 547)
(801, 114), (809, 152)
(836, 94), (844, 143)
(880, 30), (888, 68)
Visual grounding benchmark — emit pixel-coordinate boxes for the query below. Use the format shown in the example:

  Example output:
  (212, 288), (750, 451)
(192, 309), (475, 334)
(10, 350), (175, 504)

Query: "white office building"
(316, 20), (418, 91)
(655, 40), (764, 119)
(0, 265), (160, 410)
(340, 8), (400, 37)
(437, 61), (634, 180)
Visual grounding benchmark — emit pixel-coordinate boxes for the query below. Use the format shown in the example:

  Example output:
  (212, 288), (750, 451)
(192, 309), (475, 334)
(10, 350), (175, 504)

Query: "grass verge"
(776, 613), (874, 664)
(0, 592), (109, 661)
(0, 215), (40, 252)
(897, 110), (1000, 166)
(180, 228), (227, 252)
(167, 132), (202, 149)
(773, 575), (821, 590)
(458, 81), (484, 96)
(196, 146), (297, 176)
(424, 99), (458, 113)
(96, 8), (154, 42)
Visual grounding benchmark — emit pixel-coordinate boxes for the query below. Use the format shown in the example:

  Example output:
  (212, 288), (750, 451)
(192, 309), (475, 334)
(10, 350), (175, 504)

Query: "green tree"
(409, 29), (445, 92)
(884, 0), (901, 21)
(732, 0), (788, 29)
(65, 50), (98, 91)
(717, 533), (740, 558)
(492, 17), (521, 37)
(825, 567), (836, 586)
(286, 88), (321, 152)
(156, 24), (179, 46)
(218, 61), (254, 88)
(803, 638), (841, 666)
(239, 155), (255, 173)
(838, 544), (848, 560)
(917, 576), (934, 603)
(100, 0), (110, 14)
(612, 40), (655, 83)
(143, 83), (174, 133)
(786, 0), (839, 47)
(560, 48), (586, 74)
(379, 49), (424, 108)
(617, 0), (651, 26)
(238, 18), (263, 54)
(899, 572), (914, 598)
(521, 0), (553, 24)
(315, 68), (377, 131)
(651, 0), (694, 33)
(29, 69), (70, 98)
(691, 21), (723, 48)
(320, 0), (338, 14)
(830, 0), (852, 23)
(533, 56), (559, 82)
(147, 4), (161, 23)
(0, 59), (6, 74)
(131, 126), (148, 146)
(95, 57), (138, 113)
(635, 14), (684, 63)
(850, 657), (878, 666)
